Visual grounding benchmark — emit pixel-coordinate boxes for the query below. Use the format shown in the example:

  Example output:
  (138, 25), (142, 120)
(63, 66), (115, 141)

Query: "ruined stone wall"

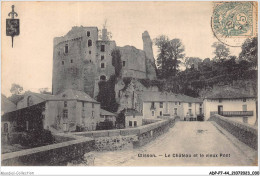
(118, 46), (147, 79)
(52, 27), (99, 95)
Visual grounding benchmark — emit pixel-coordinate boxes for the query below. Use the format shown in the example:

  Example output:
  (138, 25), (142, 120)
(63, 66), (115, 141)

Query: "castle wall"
(118, 46), (147, 79)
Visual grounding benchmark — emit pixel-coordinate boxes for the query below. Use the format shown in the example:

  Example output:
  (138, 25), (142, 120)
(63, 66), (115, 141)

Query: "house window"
(92, 111), (94, 118)
(174, 108), (177, 115)
(129, 121), (132, 127)
(151, 102), (155, 109)
(200, 108), (203, 114)
(62, 61), (64, 65)
(92, 103), (95, 108)
(179, 102), (181, 105)
(134, 121), (137, 127)
(88, 40), (92, 47)
(123, 61), (126, 67)
(3, 123), (8, 133)
(160, 102), (163, 108)
(243, 98), (246, 102)
(101, 55), (105, 60)
(242, 105), (247, 111)
(101, 63), (105, 68)
(100, 75), (106, 81)
(63, 110), (68, 119)
(65, 44), (69, 53)
(189, 103), (192, 107)
(101, 45), (105, 52)
(82, 102), (84, 107)
(219, 99), (222, 103)
(64, 101), (67, 107)
(152, 111), (155, 116)
(189, 109), (192, 115)
(160, 111), (162, 116)
(71, 60), (73, 63)
(87, 31), (90, 37)
(200, 103), (202, 107)
(175, 102), (177, 105)
(89, 51), (91, 54)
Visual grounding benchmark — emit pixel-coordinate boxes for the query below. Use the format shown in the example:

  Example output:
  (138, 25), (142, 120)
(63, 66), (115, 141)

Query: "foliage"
(8, 94), (24, 105)
(39, 88), (52, 95)
(239, 37), (258, 68)
(184, 57), (202, 69)
(10, 83), (23, 95)
(212, 42), (230, 61)
(97, 75), (119, 112)
(96, 121), (114, 130)
(111, 49), (122, 77)
(154, 36), (185, 78)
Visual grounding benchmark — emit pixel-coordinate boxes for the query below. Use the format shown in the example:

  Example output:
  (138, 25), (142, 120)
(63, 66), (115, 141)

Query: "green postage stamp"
(212, 1), (257, 47)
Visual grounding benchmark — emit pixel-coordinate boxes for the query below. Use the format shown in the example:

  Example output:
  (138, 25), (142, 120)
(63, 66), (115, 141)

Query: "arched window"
(27, 96), (33, 107)
(88, 40), (92, 47)
(100, 75), (106, 81)
(4, 123), (8, 133)
(65, 44), (69, 53)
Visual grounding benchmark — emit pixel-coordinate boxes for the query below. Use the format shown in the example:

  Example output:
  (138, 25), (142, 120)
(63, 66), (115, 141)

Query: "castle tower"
(142, 31), (157, 80)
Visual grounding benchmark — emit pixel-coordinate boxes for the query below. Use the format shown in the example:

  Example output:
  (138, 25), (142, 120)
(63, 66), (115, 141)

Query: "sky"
(1, 1), (242, 97)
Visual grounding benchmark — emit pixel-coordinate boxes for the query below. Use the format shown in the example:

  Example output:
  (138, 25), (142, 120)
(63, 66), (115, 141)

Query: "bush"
(197, 114), (204, 121)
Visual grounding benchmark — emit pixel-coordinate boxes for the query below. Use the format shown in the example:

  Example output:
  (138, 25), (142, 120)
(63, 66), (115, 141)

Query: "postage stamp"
(211, 2), (257, 47)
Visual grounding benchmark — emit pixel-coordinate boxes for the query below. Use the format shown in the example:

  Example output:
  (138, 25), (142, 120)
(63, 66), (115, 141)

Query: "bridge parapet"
(209, 114), (257, 150)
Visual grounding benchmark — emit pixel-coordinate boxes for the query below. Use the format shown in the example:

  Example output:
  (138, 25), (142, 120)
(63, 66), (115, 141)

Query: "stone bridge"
(2, 115), (257, 166)
(93, 116), (257, 166)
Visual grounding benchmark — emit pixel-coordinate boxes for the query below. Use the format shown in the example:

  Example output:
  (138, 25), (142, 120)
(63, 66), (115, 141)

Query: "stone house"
(203, 89), (257, 125)
(174, 94), (203, 121)
(2, 89), (102, 133)
(124, 109), (143, 128)
(140, 92), (184, 119)
(100, 109), (116, 126)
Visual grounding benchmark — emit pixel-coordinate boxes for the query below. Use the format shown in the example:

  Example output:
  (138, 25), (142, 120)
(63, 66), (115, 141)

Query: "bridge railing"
(210, 111), (254, 117)
(209, 114), (257, 150)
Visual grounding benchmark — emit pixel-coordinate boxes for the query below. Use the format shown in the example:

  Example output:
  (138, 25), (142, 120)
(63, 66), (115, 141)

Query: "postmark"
(211, 2), (257, 47)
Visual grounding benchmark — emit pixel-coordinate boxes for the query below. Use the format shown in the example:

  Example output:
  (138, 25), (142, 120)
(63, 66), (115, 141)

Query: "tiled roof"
(140, 91), (183, 102)
(1, 95), (17, 113)
(174, 94), (203, 103)
(125, 109), (143, 116)
(205, 89), (255, 99)
(100, 109), (116, 116)
(51, 89), (99, 103)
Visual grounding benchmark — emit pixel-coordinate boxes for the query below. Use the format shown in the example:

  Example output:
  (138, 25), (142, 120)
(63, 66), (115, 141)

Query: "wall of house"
(76, 101), (100, 131)
(143, 101), (184, 119)
(17, 94), (45, 109)
(125, 115), (143, 128)
(204, 98), (256, 124)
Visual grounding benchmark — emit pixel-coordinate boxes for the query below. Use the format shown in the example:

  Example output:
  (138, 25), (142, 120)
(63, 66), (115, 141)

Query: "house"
(2, 89), (101, 133)
(99, 109), (117, 128)
(124, 109), (143, 128)
(1, 95), (17, 115)
(203, 89), (257, 125)
(175, 94), (203, 121)
(140, 91), (184, 119)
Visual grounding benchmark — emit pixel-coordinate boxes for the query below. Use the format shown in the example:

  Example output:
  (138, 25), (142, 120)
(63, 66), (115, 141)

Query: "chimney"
(102, 28), (107, 40)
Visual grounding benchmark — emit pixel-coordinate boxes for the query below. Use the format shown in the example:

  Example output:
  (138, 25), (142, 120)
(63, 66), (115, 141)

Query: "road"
(92, 121), (257, 166)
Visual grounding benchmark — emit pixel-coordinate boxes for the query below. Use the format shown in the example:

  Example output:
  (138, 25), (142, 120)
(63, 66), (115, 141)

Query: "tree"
(39, 88), (52, 94)
(111, 49), (122, 77)
(154, 36), (185, 78)
(212, 42), (230, 62)
(239, 37), (257, 68)
(170, 39), (185, 76)
(184, 57), (202, 70)
(10, 83), (23, 95)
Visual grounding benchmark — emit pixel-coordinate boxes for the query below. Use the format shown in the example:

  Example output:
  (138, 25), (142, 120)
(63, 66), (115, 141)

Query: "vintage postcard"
(1, 1), (259, 174)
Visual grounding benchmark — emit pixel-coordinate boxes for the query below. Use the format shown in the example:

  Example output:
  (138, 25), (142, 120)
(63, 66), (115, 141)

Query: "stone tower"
(52, 26), (116, 97)
(142, 31), (157, 80)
